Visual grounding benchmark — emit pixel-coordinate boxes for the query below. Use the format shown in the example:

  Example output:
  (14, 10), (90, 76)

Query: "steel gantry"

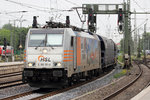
(82, 2), (131, 68)
(82, 0), (150, 68)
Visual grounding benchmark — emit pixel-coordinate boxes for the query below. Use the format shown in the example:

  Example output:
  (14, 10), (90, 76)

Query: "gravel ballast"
(0, 84), (38, 99)
(43, 65), (122, 100)
(74, 62), (150, 100)
(0, 65), (122, 100)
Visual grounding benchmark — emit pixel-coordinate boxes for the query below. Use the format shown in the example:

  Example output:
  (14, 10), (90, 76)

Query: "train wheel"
(76, 76), (80, 83)
(96, 69), (100, 76)
(85, 76), (89, 81)
(68, 77), (72, 86)
(102, 68), (105, 72)
(88, 71), (92, 79)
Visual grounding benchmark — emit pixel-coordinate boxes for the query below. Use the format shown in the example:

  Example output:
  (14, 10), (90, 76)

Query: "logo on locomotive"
(38, 55), (51, 62)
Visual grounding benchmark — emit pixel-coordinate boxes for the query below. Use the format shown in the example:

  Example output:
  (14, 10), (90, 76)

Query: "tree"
(2, 23), (13, 30)
(0, 29), (11, 45)
(140, 32), (150, 51)
(0, 24), (29, 52)
(120, 37), (134, 54)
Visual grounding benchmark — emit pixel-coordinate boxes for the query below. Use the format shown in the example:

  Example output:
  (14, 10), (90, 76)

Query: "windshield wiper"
(45, 34), (54, 49)
(35, 40), (45, 50)
(46, 42), (54, 49)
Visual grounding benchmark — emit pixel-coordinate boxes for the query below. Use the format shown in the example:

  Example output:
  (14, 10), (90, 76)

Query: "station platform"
(131, 86), (150, 100)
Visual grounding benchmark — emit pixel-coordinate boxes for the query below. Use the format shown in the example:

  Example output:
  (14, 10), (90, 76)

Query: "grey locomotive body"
(23, 28), (117, 88)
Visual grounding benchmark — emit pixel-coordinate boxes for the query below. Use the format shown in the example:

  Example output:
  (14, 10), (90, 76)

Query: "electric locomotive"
(23, 18), (117, 88)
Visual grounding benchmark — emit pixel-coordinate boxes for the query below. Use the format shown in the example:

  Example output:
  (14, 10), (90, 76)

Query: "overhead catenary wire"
(3, 0), (80, 26)
(133, 0), (146, 12)
(63, 0), (80, 7)
(5, 0), (52, 10)
(131, 18), (148, 33)
(0, 11), (27, 15)
(4, 0), (72, 13)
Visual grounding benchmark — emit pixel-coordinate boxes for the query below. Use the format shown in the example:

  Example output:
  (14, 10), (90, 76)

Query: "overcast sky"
(0, 0), (150, 43)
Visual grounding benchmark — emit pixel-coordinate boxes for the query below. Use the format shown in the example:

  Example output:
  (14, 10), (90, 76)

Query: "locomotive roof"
(29, 28), (64, 34)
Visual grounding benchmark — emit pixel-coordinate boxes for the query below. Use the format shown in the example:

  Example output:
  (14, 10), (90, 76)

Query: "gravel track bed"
(0, 66), (23, 75)
(0, 65), (121, 100)
(14, 93), (43, 100)
(111, 64), (150, 100)
(0, 84), (38, 99)
(74, 62), (150, 100)
(42, 65), (122, 100)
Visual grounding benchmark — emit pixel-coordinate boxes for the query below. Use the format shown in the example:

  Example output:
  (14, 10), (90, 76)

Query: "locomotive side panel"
(65, 31), (101, 78)
(73, 32), (100, 73)
(63, 29), (76, 77)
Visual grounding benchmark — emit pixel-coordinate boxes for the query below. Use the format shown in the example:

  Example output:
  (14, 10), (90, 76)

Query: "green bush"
(114, 69), (127, 78)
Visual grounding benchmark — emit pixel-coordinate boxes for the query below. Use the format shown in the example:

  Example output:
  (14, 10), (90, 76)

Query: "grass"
(118, 54), (123, 63)
(113, 69), (127, 78)
(117, 54), (124, 66)
(15, 54), (24, 61)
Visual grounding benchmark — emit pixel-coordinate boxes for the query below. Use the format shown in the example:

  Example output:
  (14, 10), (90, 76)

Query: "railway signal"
(119, 24), (123, 31)
(88, 8), (96, 33)
(93, 16), (96, 23)
(118, 8), (123, 23)
(118, 22), (123, 33)
(118, 8), (124, 33)
(88, 8), (93, 22)
(3, 38), (7, 50)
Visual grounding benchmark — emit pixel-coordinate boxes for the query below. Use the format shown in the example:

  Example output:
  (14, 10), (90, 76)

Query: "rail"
(0, 80), (24, 89)
(143, 58), (150, 88)
(0, 71), (22, 78)
(103, 61), (143, 100)
(2, 69), (113, 100)
(0, 71), (23, 89)
(0, 90), (38, 100)
(0, 62), (23, 67)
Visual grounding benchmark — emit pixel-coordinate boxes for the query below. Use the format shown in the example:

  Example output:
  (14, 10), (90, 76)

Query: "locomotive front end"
(23, 28), (67, 88)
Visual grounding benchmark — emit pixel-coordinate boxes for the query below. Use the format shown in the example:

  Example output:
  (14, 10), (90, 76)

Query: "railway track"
(0, 80), (24, 89)
(1, 68), (113, 100)
(103, 60), (143, 100)
(0, 63), (23, 68)
(0, 71), (22, 78)
(143, 58), (150, 88)
(0, 71), (25, 89)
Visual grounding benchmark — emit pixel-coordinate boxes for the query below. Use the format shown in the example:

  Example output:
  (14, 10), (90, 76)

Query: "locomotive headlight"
(43, 49), (48, 54)
(57, 63), (61, 67)
(28, 62), (35, 67)
(54, 62), (61, 67)
(28, 63), (33, 67)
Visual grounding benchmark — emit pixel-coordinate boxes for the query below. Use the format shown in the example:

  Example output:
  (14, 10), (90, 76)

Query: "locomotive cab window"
(47, 34), (63, 46)
(28, 33), (63, 47)
(28, 34), (46, 47)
